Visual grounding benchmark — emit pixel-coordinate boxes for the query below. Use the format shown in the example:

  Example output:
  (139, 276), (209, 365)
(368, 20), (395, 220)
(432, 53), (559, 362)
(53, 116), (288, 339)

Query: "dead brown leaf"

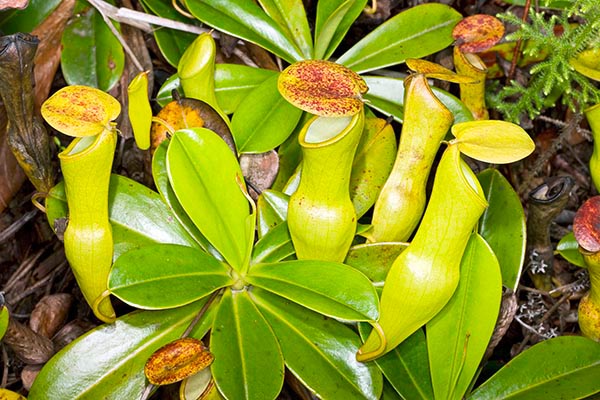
(0, 103), (26, 214)
(0, 0), (28, 11)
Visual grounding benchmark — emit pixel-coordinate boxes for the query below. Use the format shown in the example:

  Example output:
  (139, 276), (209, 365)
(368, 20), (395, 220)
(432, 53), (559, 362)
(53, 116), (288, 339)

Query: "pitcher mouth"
(299, 108), (363, 148)
(59, 128), (113, 161)
(448, 144), (488, 209)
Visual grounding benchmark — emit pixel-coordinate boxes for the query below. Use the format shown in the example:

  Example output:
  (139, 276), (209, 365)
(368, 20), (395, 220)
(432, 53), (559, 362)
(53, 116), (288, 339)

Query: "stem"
(508, 0), (532, 81)
(181, 289), (221, 338)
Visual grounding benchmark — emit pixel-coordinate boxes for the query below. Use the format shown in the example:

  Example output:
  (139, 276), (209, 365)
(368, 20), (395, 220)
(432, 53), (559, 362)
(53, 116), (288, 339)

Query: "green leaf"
(167, 128), (251, 271)
(345, 242), (406, 284)
(184, 0), (304, 63)
(109, 244), (232, 309)
(60, 0), (124, 91)
(28, 300), (215, 400)
(156, 73), (181, 107)
(251, 288), (383, 400)
(557, 232), (586, 268)
(252, 221), (295, 264)
(211, 289), (284, 400)
(257, 189), (289, 238)
(337, 4), (462, 73)
(0, 305), (8, 341)
(140, 0), (198, 66)
(363, 76), (473, 123)
(359, 325), (434, 400)
(152, 140), (222, 258)
(247, 260), (379, 321)
(351, 117), (397, 217)
(427, 234), (502, 400)
(314, 0), (368, 60)
(231, 74), (303, 153)
(257, 0), (312, 59)
(45, 175), (198, 260)
(468, 336), (600, 400)
(478, 169), (526, 290)
(0, 0), (61, 33)
(216, 64), (278, 114)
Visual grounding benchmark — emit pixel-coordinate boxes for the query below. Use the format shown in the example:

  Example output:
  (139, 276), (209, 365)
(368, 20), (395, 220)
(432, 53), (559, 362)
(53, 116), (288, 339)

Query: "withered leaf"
(453, 14), (505, 53)
(0, 0), (28, 11)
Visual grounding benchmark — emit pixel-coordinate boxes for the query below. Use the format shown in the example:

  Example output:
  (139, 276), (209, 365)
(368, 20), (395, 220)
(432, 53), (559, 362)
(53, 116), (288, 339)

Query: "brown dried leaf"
(29, 293), (73, 338)
(240, 150), (279, 200)
(574, 196), (600, 253)
(452, 14), (505, 53)
(0, 0), (28, 11)
(3, 317), (54, 364)
(278, 60), (367, 117)
(144, 338), (214, 386)
(151, 97), (235, 154)
(21, 364), (43, 391)
(0, 104), (26, 214)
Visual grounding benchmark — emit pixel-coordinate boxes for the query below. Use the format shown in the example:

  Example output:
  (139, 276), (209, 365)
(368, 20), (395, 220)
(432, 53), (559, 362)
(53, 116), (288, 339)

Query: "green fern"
(489, 0), (600, 122)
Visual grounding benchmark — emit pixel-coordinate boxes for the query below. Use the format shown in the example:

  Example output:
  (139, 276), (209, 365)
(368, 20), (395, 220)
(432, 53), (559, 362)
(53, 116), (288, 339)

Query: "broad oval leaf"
(478, 168), (526, 290)
(0, 305), (8, 341)
(211, 289), (284, 400)
(216, 64), (278, 114)
(28, 300), (215, 400)
(152, 141), (221, 257)
(468, 336), (600, 400)
(45, 174), (199, 260)
(109, 244), (232, 309)
(314, 0), (367, 60)
(41, 85), (121, 137)
(363, 76), (473, 123)
(251, 221), (295, 265)
(140, 0), (198, 66)
(351, 117), (397, 217)
(451, 120), (535, 164)
(250, 288), (383, 400)
(145, 338), (213, 385)
(257, 189), (289, 238)
(278, 60), (367, 117)
(184, 0), (304, 63)
(258, 0), (312, 59)
(246, 260), (379, 321)
(557, 232), (586, 268)
(427, 234), (502, 400)
(0, 0), (62, 34)
(232, 74), (302, 153)
(452, 14), (505, 53)
(337, 4), (462, 73)
(358, 326), (434, 400)
(60, 0), (124, 91)
(167, 128), (251, 271)
(570, 48), (600, 81)
(345, 242), (407, 284)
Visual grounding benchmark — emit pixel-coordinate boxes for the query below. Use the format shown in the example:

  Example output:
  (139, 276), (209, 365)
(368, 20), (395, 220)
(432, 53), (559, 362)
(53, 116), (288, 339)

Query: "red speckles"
(574, 196), (600, 253)
(452, 14), (504, 53)
(278, 60), (367, 117)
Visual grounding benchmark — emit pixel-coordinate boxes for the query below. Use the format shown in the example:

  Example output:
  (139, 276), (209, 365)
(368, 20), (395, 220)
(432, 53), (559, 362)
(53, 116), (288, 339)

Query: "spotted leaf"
(452, 14), (504, 53)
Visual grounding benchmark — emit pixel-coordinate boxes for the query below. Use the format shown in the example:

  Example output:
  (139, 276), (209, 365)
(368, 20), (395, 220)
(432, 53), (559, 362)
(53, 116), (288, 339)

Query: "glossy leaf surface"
(427, 234), (502, 400)
(251, 288), (383, 400)
(557, 232), (586, 268)
(0, 0), (61, 33)
(41, 85), (120, 137)
(215, 64), (277, 114)
(257, 189), (289, 238)
(314, 0), (368, 60)
(167, 128), (250, 271)
(152, 141), (219, 256)
(337, 4), (462, 73)
(251, 222), (295, 264)
(359, 326), (433, 400)
(451, 120), (535, 164)
(128, 71), (152, 150)
(211, 289), (284, 400)
(247, 260), (379, 321)
(184, 0), (303, 62)
(28, 300), (213, 400)
(46, 174), (199, 260)
(478, 168), (526, 290)
(109, 244), (232, 309)
(140, 0), (198, 66)
(345, 242), (407, 284)
(351, 117), (397, 217)
(232, 74), (302, 153)
(469, 336), (600, 400)
(258, 0), (312, 58)
(363, 76), (473, 123)
(278, 60), (367, 117)
(60, 0), (124, 91)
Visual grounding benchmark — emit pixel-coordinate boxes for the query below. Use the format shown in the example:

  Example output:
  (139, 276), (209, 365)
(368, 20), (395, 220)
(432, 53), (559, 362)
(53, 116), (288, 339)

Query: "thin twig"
(537, 114), (593, 141)
(0, 210), (38, 245)
(508, 0), (532, 80)
(181, 289), (221, 338)
(1, 345), (8, 388)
